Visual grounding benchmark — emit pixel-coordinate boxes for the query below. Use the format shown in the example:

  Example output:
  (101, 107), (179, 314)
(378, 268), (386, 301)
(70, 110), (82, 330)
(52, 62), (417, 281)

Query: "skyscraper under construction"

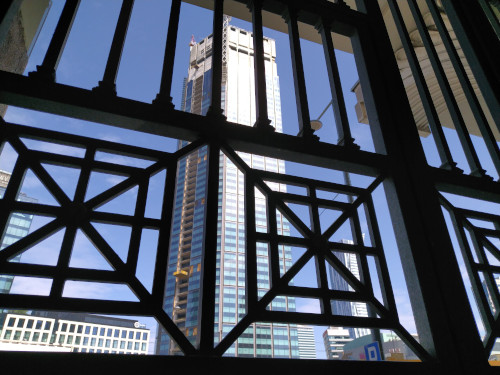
(157, 21), (299, 358)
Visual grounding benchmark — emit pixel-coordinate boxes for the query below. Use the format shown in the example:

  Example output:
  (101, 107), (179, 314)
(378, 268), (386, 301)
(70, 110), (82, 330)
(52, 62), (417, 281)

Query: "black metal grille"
(1, 0), (499, 373)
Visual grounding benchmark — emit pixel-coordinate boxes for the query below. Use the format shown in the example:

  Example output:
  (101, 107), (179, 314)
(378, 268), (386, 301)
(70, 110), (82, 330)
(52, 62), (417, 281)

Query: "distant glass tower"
(157, 21), (299, 358)
(296, 325), (316, 359)
(329, 239), (370, 339)
(0, 170), (37, 325)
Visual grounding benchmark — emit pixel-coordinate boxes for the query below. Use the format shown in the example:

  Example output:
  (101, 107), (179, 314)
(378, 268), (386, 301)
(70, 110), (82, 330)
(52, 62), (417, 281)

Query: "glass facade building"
(0, 170), (36, 296)
(0, 312), (150, 354)
(157, 23), (298, 358)
(329, 240), (370, 340)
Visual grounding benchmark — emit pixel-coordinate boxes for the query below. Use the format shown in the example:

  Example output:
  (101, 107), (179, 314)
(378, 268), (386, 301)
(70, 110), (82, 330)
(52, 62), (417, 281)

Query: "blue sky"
(1, 0), (499, 358)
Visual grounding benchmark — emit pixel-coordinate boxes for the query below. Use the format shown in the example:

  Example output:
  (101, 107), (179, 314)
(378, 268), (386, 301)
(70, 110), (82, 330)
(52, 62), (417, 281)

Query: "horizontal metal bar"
(257, 310), (392, 329)
(0, 71), (385, 176)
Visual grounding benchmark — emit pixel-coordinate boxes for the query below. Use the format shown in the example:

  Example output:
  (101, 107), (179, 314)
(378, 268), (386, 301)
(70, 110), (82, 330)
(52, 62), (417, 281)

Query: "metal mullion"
(245, 173), (258, 311)
(472, 227), (500, 239)
(207, 0), (225, 118)
(29, 0), (82, 81)
(151, 160), (176, 303)
(154, 0), (182, 109)
(284, 5), (314, 140)
(273, 196), (312, 239)
(90, 212), (160, 228)
(393, 322), (432, 362)
(49, 147), (95, 298)
(364, 196), (398, 315)
(258, 169), (365, 196)
(0, 218), (63, 263)
(456, 208), (500, 224)
(425, 0), (500, 177)
(1, 294), (150, 315)
(259, 310), (388, 329)
(8, 136), (71, 205)
(125, 178), (148, 273)
(328, 241), (378, 256)
(479, 0), (500, 38)
(250, 0), (273, 131)
(322, 175), (383, 240)
(274, 191), (350, 211)
(198, 141), (220, 353)
(468, 227), (500, 313)
(266, 194), (280, 288)
(94, 0), (135, 95)
(318, 18), (357, 149)
(406, 0), (487, 178)
(351, 204), (383, 346)
(277, 248), (314, 287)
(440, 1), (500, 137)
(255, 232), (308, 248)
(49, 224), (77, 299)
(285, 286), (363, 302)
(309, 185), (332, 315)
(4, 201), (60, 218)
(387, 0), (457, 171)
(11, 124), (167, 162)
(85, 162), (163, 209)
(483, 237), (500, 265)
(323, 249), (367, 297)
(444, 207), (494, 331)
(154, 309), (197, 355)
(81, 222), (127, 271)
(3, 262), (123, 284)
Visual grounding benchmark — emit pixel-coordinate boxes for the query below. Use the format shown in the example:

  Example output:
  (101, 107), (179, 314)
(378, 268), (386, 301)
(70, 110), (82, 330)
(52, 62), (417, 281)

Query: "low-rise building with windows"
(0, 312), (150, 354)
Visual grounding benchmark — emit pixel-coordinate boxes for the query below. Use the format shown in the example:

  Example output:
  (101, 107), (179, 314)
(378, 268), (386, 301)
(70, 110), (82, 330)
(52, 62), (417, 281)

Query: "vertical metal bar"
(469, 227), (500, 314)
(0, 0), (23, 47)
(440, 1), (500, 132)
(318, 19), (358, 149)
(198, 141), (220, 353)
(425, 0), (500, 178)
(364, 196), (397, 315)
(445, 207), (494, 333)
(50, 146), (94, 299)
(29, 0), (81, 82)
(309, 184), (332, 315)
(406, 0), (488, 178)
(478, 0), (500, 38)
(152, 162), (176, 303)
(153, 0), (182, 110)
(387, 0), (459, 172)
(267, 195), (279, 288)
(93, 0), (135, 96)
(207, 0), (225, 119)
(354, 0), (486, 369)
(283, 6), (316, 141)
(345, 172), (381, 345)
(245, 174), (257, 312)
(126, 178), (148, 273)
(249, 0), (273, 132)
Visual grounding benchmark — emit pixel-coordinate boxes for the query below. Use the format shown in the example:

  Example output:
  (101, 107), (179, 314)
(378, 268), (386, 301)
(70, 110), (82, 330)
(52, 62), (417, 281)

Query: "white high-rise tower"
(158, 22), (298, 358)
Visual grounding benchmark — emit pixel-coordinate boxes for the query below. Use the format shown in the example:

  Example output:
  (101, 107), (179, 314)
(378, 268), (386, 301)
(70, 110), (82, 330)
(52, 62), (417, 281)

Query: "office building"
(0, 312), (150, 354)
(0, 170), (37, 327)
(296, 325), (316, 359)
(157, 22), (298, 358)
(322, 326), (351, 360)
(329, 239), (370, 339)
